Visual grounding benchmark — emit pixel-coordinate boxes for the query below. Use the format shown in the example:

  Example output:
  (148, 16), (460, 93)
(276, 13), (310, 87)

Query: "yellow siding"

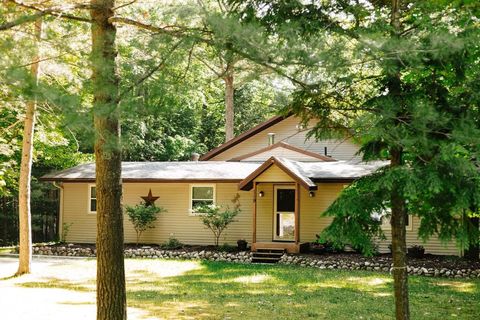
(62, 180), (461, 256)
(62, 182), (253, 246)
(62, 183), (96, 243)
(378, 216), (460, 255)
(211, 116), (361, 161)
(254, 165), (294, 183)
(254, 181), (461, 255)
(255, 183), (273, 242)
(298, 184), (341, 242)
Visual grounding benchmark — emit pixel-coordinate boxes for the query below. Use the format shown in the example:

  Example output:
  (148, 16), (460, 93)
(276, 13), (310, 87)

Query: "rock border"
(279, 255), (480, 278)
(30, 245), (480, 279)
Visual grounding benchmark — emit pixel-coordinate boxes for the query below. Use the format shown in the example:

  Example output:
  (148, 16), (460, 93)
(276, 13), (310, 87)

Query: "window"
(190, 184), (215, 215)
(89, 185), (97, 213)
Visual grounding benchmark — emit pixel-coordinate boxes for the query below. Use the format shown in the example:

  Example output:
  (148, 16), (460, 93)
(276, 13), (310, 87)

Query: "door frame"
(273, 184), (296, 242)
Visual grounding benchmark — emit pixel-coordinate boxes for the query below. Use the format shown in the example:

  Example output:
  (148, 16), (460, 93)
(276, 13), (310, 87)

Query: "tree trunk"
(90, 1), (127, 319)
(16, 19), (42, 276)
(390, 149), (410, 320)
(389, 1), (410, 319)
(224, 65), (234, 142)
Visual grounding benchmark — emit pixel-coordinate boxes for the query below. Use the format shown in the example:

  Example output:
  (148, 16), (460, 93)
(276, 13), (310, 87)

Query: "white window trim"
(88, 184), (97, 214)
(381, 214), (413, 231)
(189, 184), (216, 216)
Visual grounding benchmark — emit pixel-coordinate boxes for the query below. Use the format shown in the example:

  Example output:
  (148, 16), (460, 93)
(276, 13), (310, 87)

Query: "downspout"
(52, 182), (63, 242)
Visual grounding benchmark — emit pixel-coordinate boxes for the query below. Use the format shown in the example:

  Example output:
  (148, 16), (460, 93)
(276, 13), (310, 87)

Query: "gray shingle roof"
(41, 159), (387, 183)
(279, 158), (387, 181)
(40, 161), (263, 182)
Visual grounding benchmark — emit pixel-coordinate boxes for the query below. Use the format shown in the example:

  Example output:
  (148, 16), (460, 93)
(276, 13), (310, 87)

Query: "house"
(41, 114), (460, 255)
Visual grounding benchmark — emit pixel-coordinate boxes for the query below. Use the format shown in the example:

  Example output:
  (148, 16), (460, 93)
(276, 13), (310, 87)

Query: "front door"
(273, 185), (295, 241)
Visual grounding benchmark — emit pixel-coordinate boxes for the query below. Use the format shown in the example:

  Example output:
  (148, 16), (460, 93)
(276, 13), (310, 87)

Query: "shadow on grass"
(19, 277), (95, 292)
(124, 261), (480, 320)
(8, 259), (480, 320)
(124, 261), (405, 319)
(0, 274), (19, 281)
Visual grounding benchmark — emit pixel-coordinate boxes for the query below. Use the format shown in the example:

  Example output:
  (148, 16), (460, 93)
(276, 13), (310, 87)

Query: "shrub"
(218, 243), (237, 252)
(60, 223), (73, 243)
(125, 202), (165, 245)
(161, 237), (183, 250)
(196, 194), (240, 246)
(407, 245), (425, 258)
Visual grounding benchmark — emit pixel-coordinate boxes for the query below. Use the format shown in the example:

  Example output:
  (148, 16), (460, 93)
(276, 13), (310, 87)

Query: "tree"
(125, 202), (165, 245)
(231, 1), (480, 319)
(90, 1), (126, 319)
(196, 194), (240, 246)
(16, 18), (42, 276)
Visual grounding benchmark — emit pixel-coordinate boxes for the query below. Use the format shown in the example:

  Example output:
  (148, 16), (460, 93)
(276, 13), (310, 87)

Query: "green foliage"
(218, 243), (237, 252)
(320, 172), (387, 256)
(237, 0), (480, 255)
(196, 194), (241, 246)
(161, 237), (183, 250)
(125, 202), (165, 245)
(60, 223), (73, 243)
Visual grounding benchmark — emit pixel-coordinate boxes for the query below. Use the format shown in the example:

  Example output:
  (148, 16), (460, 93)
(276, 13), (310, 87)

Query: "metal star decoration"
(141, 189), (159, 206)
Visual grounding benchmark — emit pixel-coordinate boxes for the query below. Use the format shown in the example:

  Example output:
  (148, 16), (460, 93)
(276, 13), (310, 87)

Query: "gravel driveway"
(0, 255), (155, 320)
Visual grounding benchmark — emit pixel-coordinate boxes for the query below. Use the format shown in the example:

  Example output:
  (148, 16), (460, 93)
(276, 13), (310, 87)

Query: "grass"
(5, 258), (480, 319)
(0, 246), (14, 254)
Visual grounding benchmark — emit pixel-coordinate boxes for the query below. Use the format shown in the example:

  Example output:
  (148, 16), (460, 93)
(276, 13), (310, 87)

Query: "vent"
(191, 153), (200, 161)
(268, 133), (275, 146)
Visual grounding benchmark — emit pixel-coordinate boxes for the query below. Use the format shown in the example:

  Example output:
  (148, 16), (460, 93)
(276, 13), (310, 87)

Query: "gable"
(239, 157), (318, 191)
(254, 165), (294, 183)
(204, 115), (361, 162)
(231, 142), (335, 162)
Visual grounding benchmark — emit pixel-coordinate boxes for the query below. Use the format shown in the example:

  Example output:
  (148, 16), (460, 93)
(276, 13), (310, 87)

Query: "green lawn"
(8, 258), (480, 319)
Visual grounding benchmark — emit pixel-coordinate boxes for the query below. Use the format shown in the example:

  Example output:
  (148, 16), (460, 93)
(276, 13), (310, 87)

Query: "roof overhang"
(40, 178), (243, 183)
(238, 156), (318, 191)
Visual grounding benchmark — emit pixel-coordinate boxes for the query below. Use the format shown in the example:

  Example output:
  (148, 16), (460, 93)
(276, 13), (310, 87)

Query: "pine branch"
(119, 39), (185, 99)
(6, 0), (92, 23)
(109, 16), (209, 38)
(113, 0), (138, 11)
(0, 11), (46, 30)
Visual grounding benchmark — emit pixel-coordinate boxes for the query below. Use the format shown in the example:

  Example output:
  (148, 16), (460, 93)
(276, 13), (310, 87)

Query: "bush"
(125, 202), (165, 245)
(195, 194), (241, 246)
(218, 243), (237, 252)
(161, 237), (183, 250)
(60, 223), (73, 243)
(407, 245), (425, 258)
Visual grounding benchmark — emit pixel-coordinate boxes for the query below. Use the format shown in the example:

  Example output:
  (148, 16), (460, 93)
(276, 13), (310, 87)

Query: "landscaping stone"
(23, 243), (480, 279)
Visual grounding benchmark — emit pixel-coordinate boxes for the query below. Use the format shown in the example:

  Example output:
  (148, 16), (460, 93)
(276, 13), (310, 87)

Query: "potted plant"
(237, 239), (248, 251)
(408, 245), (425, 258)
(309, 234), (336, 254)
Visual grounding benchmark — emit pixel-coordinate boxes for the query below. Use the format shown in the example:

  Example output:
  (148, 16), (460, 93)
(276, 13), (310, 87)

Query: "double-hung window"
(89, 185), (97, 214)
(190, 184), (215, 215)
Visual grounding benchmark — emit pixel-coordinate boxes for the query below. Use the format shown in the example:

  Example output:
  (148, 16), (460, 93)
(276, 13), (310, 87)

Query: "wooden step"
(253, 251), (284, 256)
(255, 248), (285, 254)
(251, 256), (281, 264)
(251, 248), (285, 264)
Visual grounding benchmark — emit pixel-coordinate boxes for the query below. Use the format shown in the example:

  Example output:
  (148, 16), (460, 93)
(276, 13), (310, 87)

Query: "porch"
(238, 157), (346, 254)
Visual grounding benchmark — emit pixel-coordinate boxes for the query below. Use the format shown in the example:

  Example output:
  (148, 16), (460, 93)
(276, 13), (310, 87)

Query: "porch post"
(294, 182), (300, 244)
(253, 182), (257, 245)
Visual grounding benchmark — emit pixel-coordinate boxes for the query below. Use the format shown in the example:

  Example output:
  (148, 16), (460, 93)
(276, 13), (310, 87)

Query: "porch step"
(252, 248), (285, 264)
